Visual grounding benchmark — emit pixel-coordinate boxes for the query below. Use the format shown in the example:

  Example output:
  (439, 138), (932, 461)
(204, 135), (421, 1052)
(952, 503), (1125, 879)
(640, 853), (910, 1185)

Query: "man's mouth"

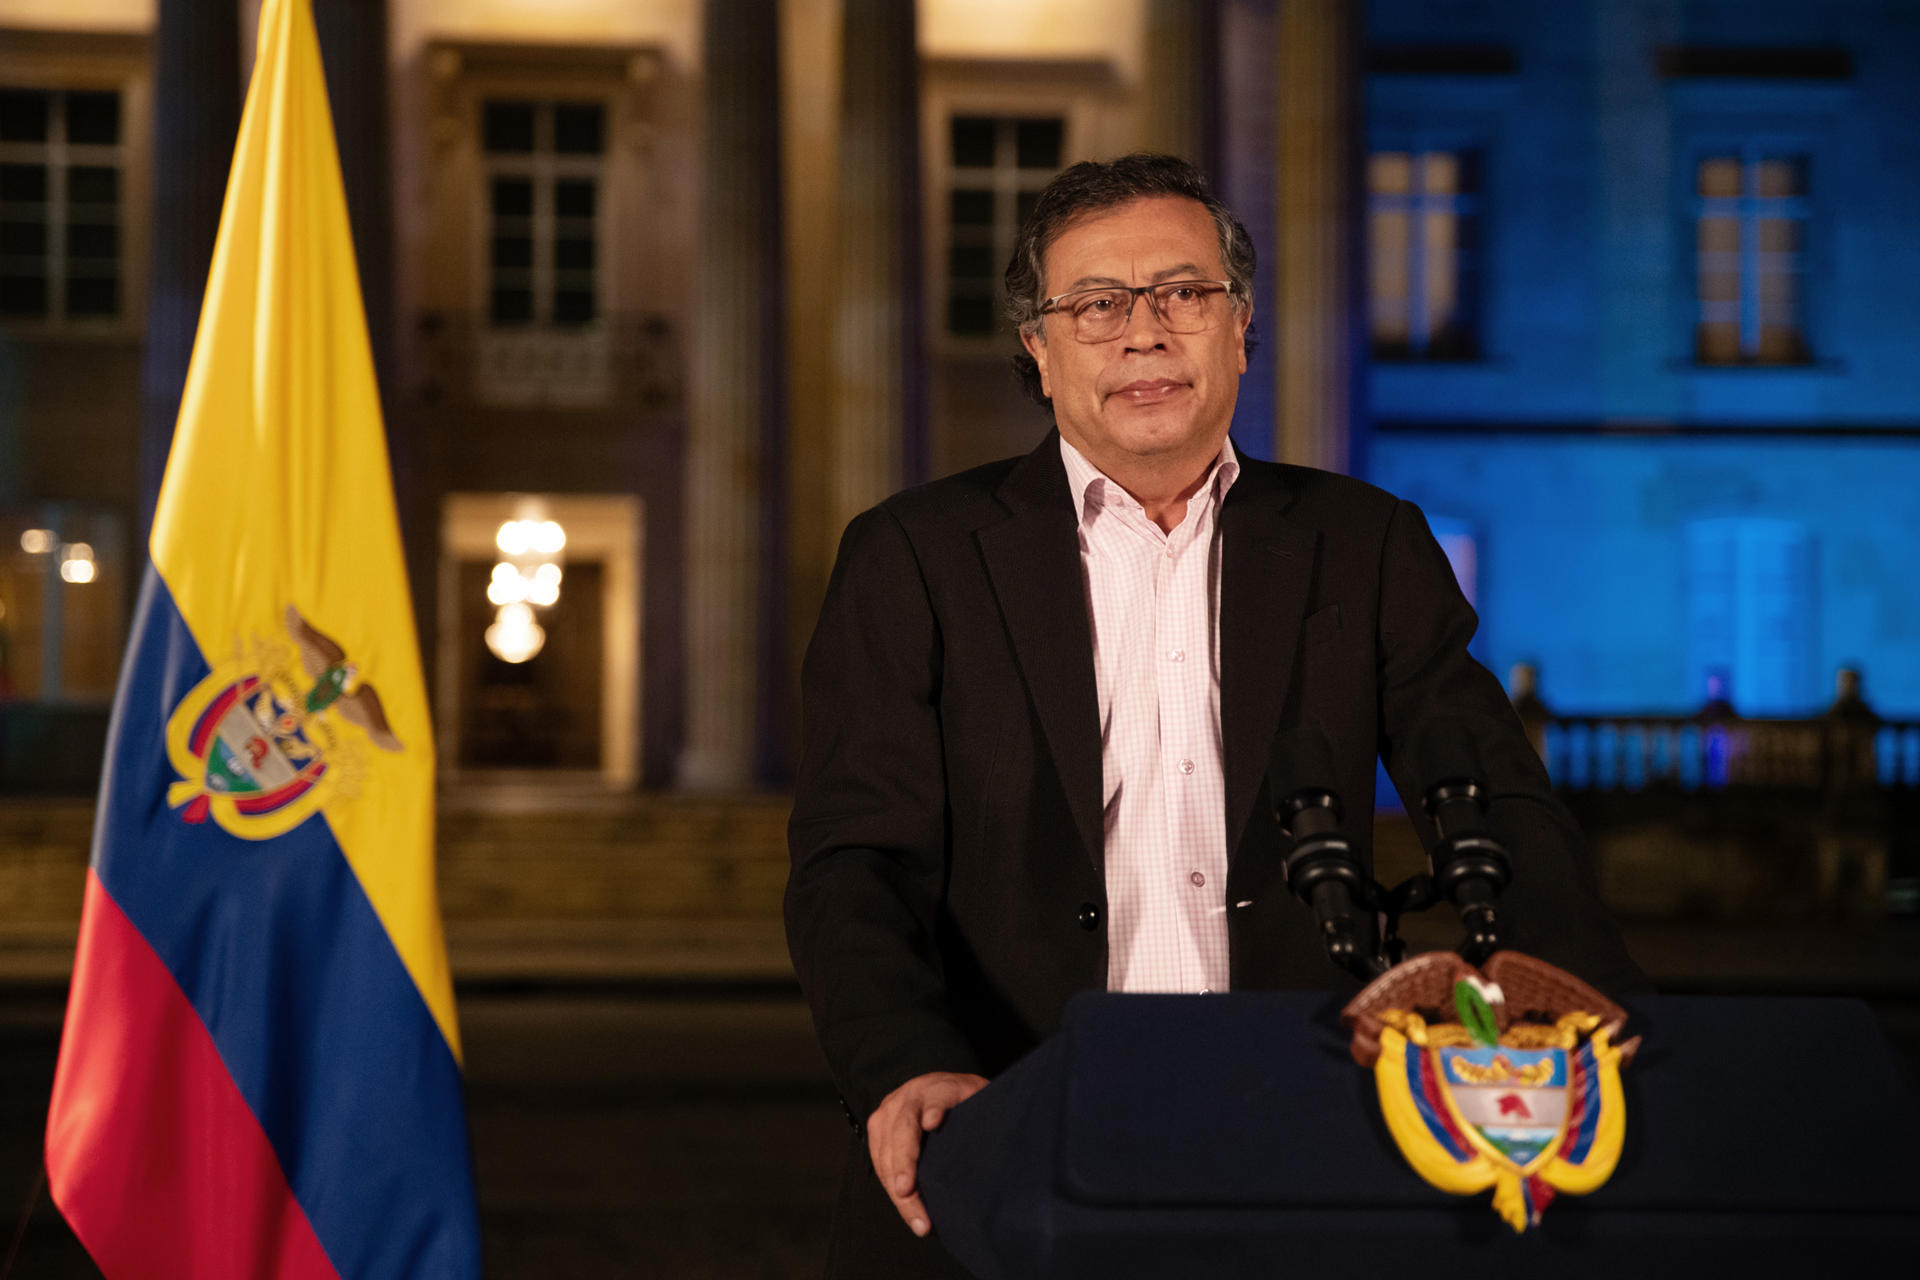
(1110, 379), (1187, 404)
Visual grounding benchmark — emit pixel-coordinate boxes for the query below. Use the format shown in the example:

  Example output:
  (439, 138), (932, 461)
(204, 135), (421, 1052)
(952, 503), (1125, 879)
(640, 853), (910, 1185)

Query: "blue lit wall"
(1362, 0), (1920, 719)
(1372, 432), (1920, 717)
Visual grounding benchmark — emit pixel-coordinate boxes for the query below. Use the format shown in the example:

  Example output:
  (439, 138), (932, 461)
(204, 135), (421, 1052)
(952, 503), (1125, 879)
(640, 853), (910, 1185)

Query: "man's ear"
(1234, 307), (1251, 376)
(1020, 326), (1052, 399)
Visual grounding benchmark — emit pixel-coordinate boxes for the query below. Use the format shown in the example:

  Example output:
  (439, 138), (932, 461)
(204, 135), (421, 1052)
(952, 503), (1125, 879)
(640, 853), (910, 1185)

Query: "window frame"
(920, 58), (1125, 359)
(1666, 80), (1850, 372)
(0, 30), (149, 340)
(942, 112), (1067, 341)
(1689, 147), (1812, 366)
(1365, 72), (1516, 367)
(477, 97), (610, 331)
(1365, 145), (1485, 362)
(420, 40), (667, 410)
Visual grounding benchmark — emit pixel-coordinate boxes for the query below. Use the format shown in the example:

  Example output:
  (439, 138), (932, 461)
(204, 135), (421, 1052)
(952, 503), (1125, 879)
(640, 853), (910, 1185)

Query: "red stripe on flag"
(45, 872), (342, 1280)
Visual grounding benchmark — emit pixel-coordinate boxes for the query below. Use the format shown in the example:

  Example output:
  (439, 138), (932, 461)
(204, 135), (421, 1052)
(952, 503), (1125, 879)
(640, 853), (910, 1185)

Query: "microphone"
(1411, 720), (1513, 964)
(1269, 723), (1384, 981)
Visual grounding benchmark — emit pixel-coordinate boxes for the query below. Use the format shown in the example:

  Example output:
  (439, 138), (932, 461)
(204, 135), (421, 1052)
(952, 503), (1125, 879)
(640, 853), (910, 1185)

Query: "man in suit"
(786, 154), (1643, 1279)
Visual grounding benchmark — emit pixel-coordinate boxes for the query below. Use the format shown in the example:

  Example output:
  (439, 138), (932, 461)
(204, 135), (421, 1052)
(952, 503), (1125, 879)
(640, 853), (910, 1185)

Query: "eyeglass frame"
(1036, 278), (1241, 342)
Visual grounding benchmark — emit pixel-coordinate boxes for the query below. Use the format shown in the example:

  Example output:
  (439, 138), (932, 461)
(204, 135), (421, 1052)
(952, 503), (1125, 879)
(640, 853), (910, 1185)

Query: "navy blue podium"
(918, 991), (1920, 1279)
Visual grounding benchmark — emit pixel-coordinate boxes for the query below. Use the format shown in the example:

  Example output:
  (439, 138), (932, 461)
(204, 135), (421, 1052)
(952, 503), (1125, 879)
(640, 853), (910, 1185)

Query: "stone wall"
(0, 789), (795, 983)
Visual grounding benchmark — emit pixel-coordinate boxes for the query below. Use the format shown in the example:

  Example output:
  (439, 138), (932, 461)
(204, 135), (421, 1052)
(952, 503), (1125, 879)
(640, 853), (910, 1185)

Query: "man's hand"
(867, 1071), (989, 1238)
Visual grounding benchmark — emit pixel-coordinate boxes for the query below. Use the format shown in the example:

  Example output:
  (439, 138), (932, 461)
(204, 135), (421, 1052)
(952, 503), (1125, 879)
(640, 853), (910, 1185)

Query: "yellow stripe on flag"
(149, 0), (459, 1060)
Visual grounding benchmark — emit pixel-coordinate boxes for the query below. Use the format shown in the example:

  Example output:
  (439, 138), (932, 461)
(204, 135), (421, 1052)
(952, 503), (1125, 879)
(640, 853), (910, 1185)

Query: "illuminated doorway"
(437, 494), (641, 786)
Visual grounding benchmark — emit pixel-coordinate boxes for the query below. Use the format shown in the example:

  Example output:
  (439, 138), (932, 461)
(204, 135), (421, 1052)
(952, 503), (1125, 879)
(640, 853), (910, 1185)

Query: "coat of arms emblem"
(165, 606), (401, 840)
(1342, 951), (1638, 1232)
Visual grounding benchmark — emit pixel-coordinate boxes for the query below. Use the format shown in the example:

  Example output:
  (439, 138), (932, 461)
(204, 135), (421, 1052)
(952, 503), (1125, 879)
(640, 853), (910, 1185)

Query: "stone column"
(1274, 0), (1366, 475)
(779, 0), (843, 776)
(829, 0), (925, 539)
(311, 0), (393, 396)
(1143, 0), (1222, 179)
(1219, 0), (1279, 460)
(310, 0), (427, 660)
(679, 0), (786, 790)
(139, 0), (241, 538)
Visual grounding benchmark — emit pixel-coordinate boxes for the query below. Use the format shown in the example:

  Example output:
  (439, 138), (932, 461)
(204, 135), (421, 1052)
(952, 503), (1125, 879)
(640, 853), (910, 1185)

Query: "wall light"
(488, 517), (566, 614)
(484, 601), (546, 664)
(59, 542), (96, 584)
(526, 562), (562, 606)
(487, 561), (528, 605)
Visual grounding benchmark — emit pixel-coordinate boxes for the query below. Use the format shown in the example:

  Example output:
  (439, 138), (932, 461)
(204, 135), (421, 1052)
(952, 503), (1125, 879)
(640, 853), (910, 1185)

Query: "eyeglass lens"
(1064, 283), (1222, 341)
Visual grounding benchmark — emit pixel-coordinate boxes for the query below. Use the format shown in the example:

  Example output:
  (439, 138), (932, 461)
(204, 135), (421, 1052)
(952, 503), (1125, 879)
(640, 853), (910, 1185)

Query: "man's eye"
(1168, 286), (1200, 302)
(1080, 296), (1118, 314)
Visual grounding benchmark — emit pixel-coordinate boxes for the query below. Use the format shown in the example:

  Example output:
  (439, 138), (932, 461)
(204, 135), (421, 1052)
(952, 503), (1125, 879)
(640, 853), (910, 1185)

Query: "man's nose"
(1121, 290), (1170, 350)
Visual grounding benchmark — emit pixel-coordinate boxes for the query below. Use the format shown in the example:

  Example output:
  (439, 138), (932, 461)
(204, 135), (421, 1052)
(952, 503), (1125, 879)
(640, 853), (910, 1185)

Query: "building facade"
(1, 0), (1915, 804)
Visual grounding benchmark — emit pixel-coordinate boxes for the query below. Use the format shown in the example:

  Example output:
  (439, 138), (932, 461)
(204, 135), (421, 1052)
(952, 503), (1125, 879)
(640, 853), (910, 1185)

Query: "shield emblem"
(1342, 952), (1638, 1232)
(1437, 1045), (1569, 1171)
(204, 678), (311, 795)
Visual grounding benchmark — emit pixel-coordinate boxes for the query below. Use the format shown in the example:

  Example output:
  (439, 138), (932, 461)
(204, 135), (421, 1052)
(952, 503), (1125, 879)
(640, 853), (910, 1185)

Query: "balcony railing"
(414, 312), (683, 412)
(1512, 668), (1919, 796)
(1508, 665), (1920, 918)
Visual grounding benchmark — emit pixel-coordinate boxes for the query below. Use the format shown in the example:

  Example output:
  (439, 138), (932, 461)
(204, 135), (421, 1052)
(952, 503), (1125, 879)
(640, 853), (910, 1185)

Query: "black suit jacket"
(786, 433), (1643, 1277)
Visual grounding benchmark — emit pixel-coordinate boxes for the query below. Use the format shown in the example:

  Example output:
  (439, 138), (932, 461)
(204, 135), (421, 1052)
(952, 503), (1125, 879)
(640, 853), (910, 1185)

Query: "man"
(786, 154), (1643, 1278)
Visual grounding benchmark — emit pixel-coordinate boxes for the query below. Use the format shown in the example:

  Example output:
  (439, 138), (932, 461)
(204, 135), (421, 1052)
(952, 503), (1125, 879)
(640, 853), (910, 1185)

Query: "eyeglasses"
(1038, 279), (1237, 344)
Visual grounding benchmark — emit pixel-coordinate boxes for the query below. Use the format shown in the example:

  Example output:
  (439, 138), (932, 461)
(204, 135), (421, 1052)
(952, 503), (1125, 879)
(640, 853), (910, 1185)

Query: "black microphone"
(1269, 723), (1384, 981)
(1411, 719), (1513, 964)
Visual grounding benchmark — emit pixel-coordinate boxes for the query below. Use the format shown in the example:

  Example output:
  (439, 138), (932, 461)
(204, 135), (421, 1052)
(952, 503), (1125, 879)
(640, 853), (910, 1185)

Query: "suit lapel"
(977, 436), (1106, 875)
(1219, 459), (1318, 858)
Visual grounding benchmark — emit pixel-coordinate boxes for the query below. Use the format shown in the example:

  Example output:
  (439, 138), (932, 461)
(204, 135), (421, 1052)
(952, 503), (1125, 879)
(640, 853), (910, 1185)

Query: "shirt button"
(1177, 758), (1194, 775)
(1199, 988), (1212, 995)
(1189, 870), (1206, 887)
(1168, 649), (1186, 663)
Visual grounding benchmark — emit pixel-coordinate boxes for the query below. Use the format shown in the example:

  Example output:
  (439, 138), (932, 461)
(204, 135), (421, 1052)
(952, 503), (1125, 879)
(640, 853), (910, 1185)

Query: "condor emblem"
(1342, 951), (1638, 1232)
(165, 606), (402, 840)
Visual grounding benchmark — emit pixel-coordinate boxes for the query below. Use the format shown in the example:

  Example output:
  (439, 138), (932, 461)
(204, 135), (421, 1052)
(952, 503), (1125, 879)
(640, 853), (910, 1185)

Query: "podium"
(918, 992), (1920, 1279)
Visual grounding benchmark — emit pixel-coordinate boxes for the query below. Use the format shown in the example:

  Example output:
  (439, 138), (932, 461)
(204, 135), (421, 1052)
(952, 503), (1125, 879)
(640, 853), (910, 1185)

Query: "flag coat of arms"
(1343, 953), (1636, 1234)
(43, 1), (481, 1275)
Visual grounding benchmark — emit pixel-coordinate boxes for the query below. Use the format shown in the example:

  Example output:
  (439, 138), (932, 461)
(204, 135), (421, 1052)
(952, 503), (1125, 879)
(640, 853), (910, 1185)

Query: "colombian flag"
(43, 0), (481, 1275)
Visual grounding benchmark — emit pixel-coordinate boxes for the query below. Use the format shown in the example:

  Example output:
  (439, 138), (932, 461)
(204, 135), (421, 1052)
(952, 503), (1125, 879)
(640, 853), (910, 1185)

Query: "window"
(0, 87), (123, 323)
(945, 114), (1063, 337)
(1367, 149), (1480, 359)
(0, 506), (126, 701)
(1693, 152), (1809, 364)
(481, 99), (604, 328)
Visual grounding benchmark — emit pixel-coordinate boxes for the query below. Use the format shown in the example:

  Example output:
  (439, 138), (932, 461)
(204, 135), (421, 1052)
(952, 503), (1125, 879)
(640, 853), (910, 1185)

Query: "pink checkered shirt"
(1059, 435), (1241, 994)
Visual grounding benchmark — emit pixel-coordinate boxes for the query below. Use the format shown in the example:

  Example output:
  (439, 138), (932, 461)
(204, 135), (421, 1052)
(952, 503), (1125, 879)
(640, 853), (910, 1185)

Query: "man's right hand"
(867, 1071), (990, 1238)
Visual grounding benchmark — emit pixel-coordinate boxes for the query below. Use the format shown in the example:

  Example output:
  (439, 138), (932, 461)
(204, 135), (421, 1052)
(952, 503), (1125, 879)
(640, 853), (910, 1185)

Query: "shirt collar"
(1058, 433), (1241, 525)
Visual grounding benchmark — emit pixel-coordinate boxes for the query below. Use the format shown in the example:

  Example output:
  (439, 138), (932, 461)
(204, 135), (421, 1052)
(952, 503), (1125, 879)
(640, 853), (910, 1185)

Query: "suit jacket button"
(1077, 903), (1101, 931)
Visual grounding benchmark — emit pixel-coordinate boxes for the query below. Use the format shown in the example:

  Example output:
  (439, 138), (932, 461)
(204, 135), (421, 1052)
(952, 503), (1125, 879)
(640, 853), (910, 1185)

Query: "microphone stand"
(1365, 777), (1515, 970)
(1270, 723), (1515, 979)
(1274, 781), (1515, 977)
(1277, 787), (1387, 983)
